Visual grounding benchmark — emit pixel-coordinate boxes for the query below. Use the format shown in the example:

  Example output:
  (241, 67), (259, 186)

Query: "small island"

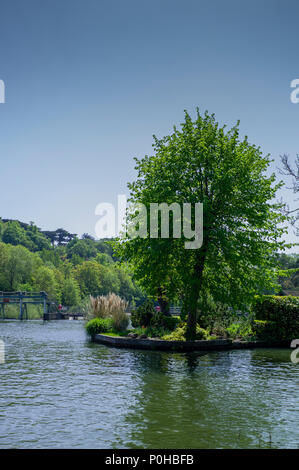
(85, 293), (297, 352)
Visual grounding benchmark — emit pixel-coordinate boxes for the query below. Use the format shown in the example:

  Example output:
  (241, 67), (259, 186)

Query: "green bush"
(196, 295), (238, 330)
(226, 322), (253, 340)
(253, 295), (299, 321)
(252, 320), (279, 341)
(131, 300), (155, 327)
(85, 317), (113, 337)
(162, 323), (209, 341)
(150, 312), (180, 331)
(131, 301), (179, 331)
(252, 295), (299, 341)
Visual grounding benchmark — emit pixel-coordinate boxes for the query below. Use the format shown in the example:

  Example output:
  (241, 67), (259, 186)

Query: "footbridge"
(0, 291), (60, 320)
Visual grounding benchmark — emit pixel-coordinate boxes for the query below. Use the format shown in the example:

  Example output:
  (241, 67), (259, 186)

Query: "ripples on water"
(0, 320), (298, 448)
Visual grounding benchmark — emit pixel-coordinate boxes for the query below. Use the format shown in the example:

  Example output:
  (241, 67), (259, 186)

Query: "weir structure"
(0, 291), (51, 320)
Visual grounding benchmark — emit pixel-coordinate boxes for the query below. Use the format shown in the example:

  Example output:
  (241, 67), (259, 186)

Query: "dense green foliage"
(252, 320), (278, 341)
(130, 300), (156, 327)
(226, 321), (253, 340)
(252, 295), (299, 341)
(273, 253), (299, 294)
(85, 317), (113, 338)
(150, 312), (180, 331)
(0, 218), (144, 314)
(253, 295), (299, 322)
(131, 300), (179, 331)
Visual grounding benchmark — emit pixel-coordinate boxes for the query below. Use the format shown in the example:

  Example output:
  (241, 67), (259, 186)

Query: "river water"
(0, 320), (298, 449)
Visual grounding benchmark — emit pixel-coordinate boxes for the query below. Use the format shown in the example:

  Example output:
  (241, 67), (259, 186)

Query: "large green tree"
(73, 261), (103, 296)
(2, 221), (25, 246)
(0, 244), (41, 290)
(117, 110), (288, 339)
(62, 277), (81, 306)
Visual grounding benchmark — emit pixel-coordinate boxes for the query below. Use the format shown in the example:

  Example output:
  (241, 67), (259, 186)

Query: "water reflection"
(119, 350), (298, 448)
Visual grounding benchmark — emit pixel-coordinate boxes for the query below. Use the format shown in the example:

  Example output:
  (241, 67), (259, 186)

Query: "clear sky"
(0, 0), (299, 249)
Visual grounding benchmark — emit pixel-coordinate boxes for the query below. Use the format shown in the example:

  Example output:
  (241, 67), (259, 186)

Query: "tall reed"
(87, 293), (129, 332)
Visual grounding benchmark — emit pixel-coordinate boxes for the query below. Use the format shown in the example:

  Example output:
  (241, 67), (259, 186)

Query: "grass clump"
(133, 325), (172, 338)
(88, 292), (128, 319)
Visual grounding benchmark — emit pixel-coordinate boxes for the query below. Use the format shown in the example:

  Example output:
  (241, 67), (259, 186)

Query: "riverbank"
(93, 333), (290, 352)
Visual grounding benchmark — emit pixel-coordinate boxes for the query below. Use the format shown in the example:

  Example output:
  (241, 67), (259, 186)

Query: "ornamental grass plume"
(87, 293), (129, 331)
(88, 295), (110, 319)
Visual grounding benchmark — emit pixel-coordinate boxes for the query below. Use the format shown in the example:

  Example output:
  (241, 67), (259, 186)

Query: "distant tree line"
(0, 218), (145, 308)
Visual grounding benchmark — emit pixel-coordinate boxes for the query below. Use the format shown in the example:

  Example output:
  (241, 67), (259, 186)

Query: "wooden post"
(43, 294), (47, 321)
(24, 303), (28, 320)
(19, 293), (23, 320)
(0, 303), (4, 320)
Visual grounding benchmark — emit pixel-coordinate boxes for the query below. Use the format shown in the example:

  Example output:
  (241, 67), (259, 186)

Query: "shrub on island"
(226, 322), (253, 340)
(131, 300), (180, 332)
(130, 300), (156, 328)
(162, 323), (209, 341)
(85, 317), (114, 338)
(252, 295), (299, 341)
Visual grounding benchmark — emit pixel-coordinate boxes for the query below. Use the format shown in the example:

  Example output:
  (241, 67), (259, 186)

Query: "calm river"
(0, 320), (298, 448)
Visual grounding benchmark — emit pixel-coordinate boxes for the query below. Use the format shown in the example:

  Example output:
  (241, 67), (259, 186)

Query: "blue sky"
(0, 0), (299, 249)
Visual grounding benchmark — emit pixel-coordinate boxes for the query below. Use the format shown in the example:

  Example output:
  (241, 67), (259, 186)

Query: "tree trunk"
(185, 278), (201, 340)
(157, 287), (170, 315)
(185, 251), (206, 340)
